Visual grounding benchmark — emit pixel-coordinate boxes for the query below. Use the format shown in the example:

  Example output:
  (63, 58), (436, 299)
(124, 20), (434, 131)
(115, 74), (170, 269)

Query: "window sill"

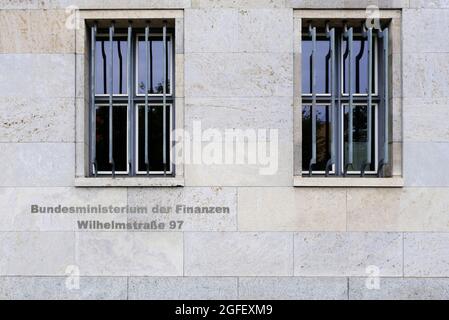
(74, 177), (184, 188)
(293, 176), (404, 188)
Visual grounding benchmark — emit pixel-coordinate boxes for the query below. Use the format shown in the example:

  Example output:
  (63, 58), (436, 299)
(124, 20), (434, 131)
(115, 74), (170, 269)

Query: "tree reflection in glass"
(302, 105), (331, 172)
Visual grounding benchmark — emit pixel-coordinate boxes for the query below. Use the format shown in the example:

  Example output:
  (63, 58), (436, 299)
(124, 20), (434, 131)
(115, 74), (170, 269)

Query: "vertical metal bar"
(364, 27), (373, 176)
(377, 27), (389, 177)
(308, 24), (316, 176)
(355, 40), (365, 93)
(348, 27), (354, 166)
(383, 28), (389, 166)
(163, 21), (167, 175)
(344, 26), (354, 175)
(127, 22), (132, 175)
(326, 24), (336, 176)
(145, 22), (150, 175)
(101, 41), (107, 94)
(90, 22), (97, 176)
(117, 41), (123, 94)
(109, 22), (115, 176)
(149, 36), (153, 93)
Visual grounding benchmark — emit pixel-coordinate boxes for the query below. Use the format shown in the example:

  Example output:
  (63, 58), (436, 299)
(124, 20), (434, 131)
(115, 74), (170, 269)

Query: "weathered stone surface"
(239, 277), (348, 300)
(75, 97), (88, 144)
(39, 0), (191, 9)
(0, 187), (127, 231)
(238, 187), (346, 231)
(237, 9), (292, 53)
(76, 232), (183, 276)
(392, 142), (402, 176)
(409, 0), (449, 8)
(175, 54), (185, 97)
(403, 98), (449, 142)
(175, 18), (185, 53)
(127, 187), (237, 231)
(391, 53), (402, 100)
(0, 232), (75, 275)
(403, 53), (449, 99)
(183, 94), (292, 186)
(0, 97), (75, 142)
(75, 54), (86, 99)
(129, 277), (238, 299)
(185, 97), (293, 142)
(1, 0), (448, 301)
(184, 141), (293, 187)
(344, 0), (409, 8)
(0, 54), (75, 98)
(347, 188), (449, 231)
(0, 143), (74, 187)
(403, 141), (449, 187)
(294, 232), (403, 276)
(0, 0), (37, 9)
(185, 52), (293, 97)
(288, 0), (409, 8)
(392, 97), (402, 143)
(0, 10), (74, 53)
(184, 232), (293, 276)
(0, 276), (127, 300)
(349, 277), (449, 300)
(403, 9), (449, 53)
(404, 233), (449, 277)
(75, 141), (86, 177)
(185, 8), (238, 53)
(191, 0), (285, 8)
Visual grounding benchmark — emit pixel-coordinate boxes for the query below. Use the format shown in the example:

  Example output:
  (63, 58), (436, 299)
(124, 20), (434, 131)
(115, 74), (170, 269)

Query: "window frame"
(340, 35), (379, 97)
(94, 33), (129, 98)
(301, 27), (383, 177)
(301, 33), (332, 98)
(135, 33), (174, 98)
(293, 10), (403, 187)
(301, 103), (336, 176)
(74, 10), (185, 187)
(340, 103), (379, 175)
(134, 103), (174, 175)
(94, 103), (130, 175)
(90, 25), (175, 178)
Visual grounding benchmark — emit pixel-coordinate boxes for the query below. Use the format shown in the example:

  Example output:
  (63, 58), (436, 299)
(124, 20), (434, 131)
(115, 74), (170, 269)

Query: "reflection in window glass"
(137, 105), (171, 172)
(301, 38), (331, 94)
(342, 36), (376, 95)
(95, 105), (128, 173)
(343, 105), (376, 172)
(95, 37), (128, 95)
(302, 105), (331, 172)
(137, 36), (172, 95)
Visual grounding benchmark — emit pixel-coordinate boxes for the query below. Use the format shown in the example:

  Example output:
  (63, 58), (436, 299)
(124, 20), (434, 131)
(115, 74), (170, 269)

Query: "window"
(301, 21), (390, 177)
(89, 20), (174, 177)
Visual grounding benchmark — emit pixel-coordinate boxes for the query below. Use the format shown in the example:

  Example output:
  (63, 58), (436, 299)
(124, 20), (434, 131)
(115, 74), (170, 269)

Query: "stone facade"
(0, 0), (449, 300)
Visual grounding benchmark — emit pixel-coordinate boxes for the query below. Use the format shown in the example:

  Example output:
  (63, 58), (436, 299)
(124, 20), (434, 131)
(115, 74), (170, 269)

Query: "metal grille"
(89, 21), (174, 177)
(301, 22), (389, 177)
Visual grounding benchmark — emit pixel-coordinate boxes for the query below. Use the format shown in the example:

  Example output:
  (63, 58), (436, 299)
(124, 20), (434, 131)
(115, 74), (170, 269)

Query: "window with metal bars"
(89, 20), (174, 177)
(301, 21), (390, 177)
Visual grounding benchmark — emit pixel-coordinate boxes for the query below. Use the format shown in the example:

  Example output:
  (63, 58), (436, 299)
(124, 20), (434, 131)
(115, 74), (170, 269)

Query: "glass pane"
(343, 105), (376, 172)
(137, 35), (172, 95)
(137, 105), (171, 172)
(302, 105), (331, 172)
(95, 105), (128, 173)
(342, 36), (376, 95)
(95, 36), (128, 95)
(301, 37), (331, 94)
